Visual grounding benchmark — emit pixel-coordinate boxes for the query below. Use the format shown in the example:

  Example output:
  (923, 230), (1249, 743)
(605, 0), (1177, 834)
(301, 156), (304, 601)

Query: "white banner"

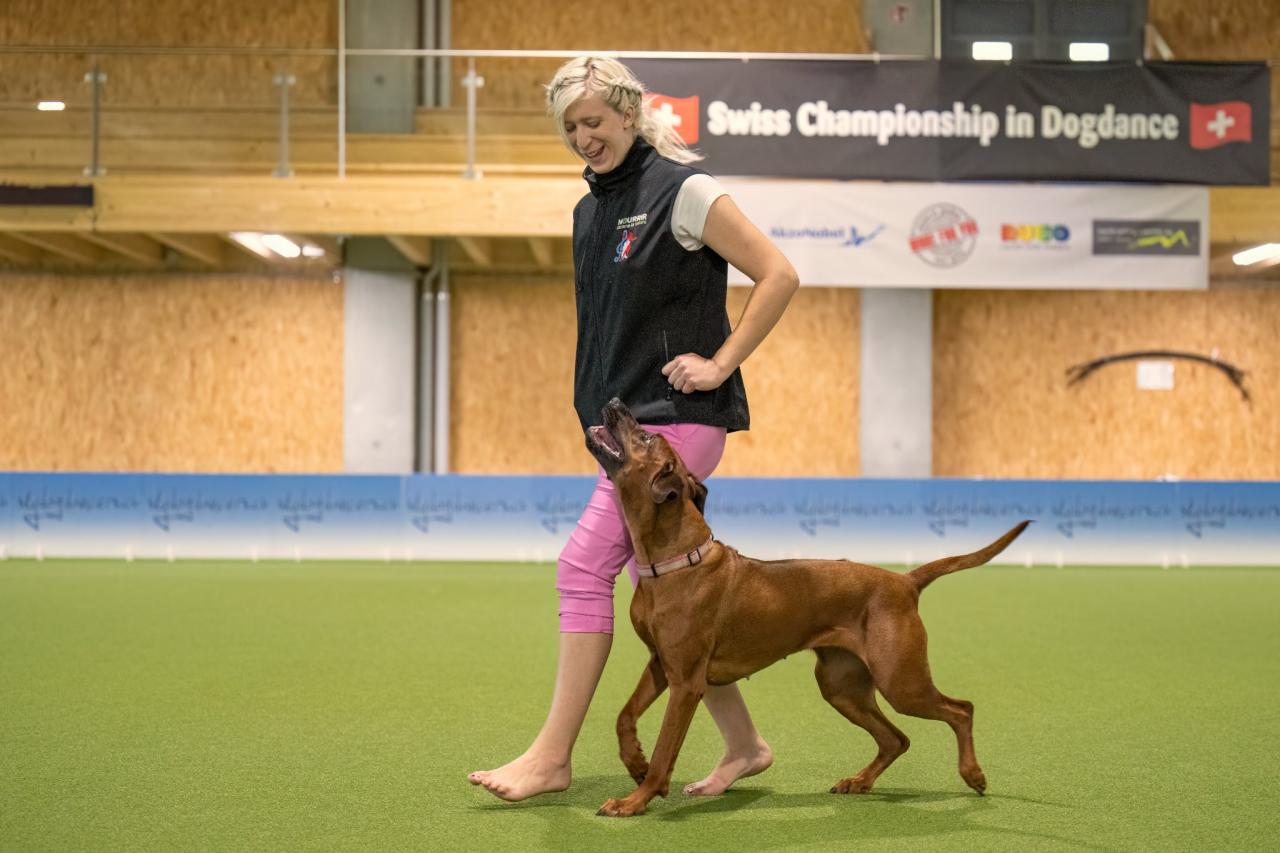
(723, 180), (1208, 289)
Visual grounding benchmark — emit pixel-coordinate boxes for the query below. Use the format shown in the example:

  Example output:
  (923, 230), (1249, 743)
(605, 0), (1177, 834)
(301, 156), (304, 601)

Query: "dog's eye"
(642, 433), (653, 444)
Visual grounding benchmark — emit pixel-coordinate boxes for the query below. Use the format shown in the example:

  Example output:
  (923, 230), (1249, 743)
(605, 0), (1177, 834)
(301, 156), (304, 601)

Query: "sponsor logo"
(617, 212), (648, 229)
(614, 228), (639, 263)
(1092, 220), (1200, 256)
(647, 93), (700, 145)
(1000, 223), (1071, 250)
(1189, 101), (1252, 150)
(909, 204), (978, 268)
(768, 223), (884, 247)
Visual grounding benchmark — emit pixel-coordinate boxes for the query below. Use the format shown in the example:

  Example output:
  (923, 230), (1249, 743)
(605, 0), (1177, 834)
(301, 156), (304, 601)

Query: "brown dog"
(585, 398), (1029, 817)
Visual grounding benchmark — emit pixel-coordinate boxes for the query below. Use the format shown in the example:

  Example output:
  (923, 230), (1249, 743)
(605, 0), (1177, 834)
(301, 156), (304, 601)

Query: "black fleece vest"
(571, 139), (750, 433)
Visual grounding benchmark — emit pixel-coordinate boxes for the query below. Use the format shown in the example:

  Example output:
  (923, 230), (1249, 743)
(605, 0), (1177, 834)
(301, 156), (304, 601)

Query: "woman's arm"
(663, 195), (800, 394)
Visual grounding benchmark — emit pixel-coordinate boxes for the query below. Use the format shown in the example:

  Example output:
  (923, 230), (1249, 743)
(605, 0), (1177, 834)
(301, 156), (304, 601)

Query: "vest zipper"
(583, 196), (611, 402)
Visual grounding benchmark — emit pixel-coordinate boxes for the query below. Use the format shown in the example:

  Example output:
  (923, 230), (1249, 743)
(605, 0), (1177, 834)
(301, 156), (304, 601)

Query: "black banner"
(0, 183), (95, 206)
(625, 60), (1270, 185)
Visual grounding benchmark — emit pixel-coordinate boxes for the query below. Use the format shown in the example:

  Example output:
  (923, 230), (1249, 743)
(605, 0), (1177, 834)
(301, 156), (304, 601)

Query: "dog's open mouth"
(588, 425), (622, 460)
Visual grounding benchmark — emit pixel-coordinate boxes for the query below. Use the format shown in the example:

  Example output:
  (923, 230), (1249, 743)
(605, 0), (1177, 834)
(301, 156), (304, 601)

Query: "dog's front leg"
(599, 682), (703, 817)
(617, 655), (668, 784)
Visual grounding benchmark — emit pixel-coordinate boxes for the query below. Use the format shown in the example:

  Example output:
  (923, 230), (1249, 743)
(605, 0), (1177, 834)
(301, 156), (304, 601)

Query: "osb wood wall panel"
(718, 286), (859, 477)
(450, 277), (859, 476)
(933, 288), (1280, 480)
(0, 272), (343, 472)
(1151, 0), (1280, 163)
(1151, 0), (1280, 58)
(451, 0), (870, 111)
(0, 0), (336, 107)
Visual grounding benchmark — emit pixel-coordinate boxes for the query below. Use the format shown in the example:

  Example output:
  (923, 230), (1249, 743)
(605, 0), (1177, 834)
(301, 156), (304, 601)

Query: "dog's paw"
(830, 776), (875, 795)
(597, 796), (647, 818)
(623, 760), (649, 785)
(963, 767), (987, 795)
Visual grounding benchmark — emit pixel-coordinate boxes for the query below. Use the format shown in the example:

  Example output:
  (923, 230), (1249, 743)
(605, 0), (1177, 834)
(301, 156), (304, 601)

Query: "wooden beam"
(8, 231), (103, 264)
(455, 236), (492, 267)
(527, 237), (554, 270)
(0, 204), (93, 231)
(1210, 188), (1280, 245)
(0, 234), (42, 264)
(387, 235), (434, 266)
(81, 231), (165, 265)
(93, 175), (580, 237)
(150, 232), (225, 266)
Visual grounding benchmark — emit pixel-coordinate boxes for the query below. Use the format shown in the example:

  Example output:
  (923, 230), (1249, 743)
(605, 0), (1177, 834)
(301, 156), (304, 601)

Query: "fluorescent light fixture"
(1231, 243), (1280, 266)
(301, 244), (326, 258)
(261, 234), (301, 258)
(37, 101), (66, 111)
(228, 231), (274, 259)
(1069, 42), (1110, 62)
(972, 41), (1013, 61)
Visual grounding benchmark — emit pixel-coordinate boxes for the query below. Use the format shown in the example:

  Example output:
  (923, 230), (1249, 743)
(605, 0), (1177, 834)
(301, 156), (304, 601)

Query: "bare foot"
(467, 753), (571, 802)
(682, 740), (773, 796)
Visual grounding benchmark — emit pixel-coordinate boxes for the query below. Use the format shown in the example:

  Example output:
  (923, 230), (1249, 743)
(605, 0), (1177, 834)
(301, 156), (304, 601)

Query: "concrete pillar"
(860, 288), (932, 477)
(345, 0), (419, 132)
(343, 239), (417, 472)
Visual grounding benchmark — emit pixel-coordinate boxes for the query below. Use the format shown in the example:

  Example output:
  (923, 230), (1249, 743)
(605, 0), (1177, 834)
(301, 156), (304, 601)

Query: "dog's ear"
(689, 476), (707, 516)
(650, 462), (683, 505)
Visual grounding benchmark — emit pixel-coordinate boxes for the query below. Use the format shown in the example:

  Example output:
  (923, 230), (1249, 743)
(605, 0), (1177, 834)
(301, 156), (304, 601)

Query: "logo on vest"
(614, 228), (639, 263)
(613, 212), (646, 263)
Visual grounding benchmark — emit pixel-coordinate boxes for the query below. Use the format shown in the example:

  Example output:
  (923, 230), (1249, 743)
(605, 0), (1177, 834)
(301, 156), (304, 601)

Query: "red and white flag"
(646, 93), (700, 145)
(1189, 101), (1252, 149)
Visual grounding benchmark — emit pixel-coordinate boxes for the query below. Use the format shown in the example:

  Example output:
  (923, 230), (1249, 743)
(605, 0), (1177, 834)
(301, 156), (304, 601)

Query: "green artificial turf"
(2, 560), (1278, 852)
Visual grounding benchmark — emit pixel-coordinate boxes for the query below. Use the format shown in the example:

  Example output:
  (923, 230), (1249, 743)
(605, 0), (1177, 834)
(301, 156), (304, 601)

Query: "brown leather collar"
(643, 537), (716, 578)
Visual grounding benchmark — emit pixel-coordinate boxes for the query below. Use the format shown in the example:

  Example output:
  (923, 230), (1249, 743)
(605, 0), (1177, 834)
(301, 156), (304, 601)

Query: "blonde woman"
(469, 56), (798, 802)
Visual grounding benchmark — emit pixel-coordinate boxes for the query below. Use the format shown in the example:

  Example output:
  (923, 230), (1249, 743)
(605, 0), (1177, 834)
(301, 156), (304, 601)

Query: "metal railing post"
(461, 57), (484, 179)
(337, 0), (346, 178)
(273, 72), (296, 177)
(83, 62), (107, 176)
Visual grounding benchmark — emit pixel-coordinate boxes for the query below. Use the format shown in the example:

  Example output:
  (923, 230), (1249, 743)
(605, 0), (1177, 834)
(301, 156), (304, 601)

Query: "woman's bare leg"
(684, 683), (774, 796)
(467, 631), (611, 801)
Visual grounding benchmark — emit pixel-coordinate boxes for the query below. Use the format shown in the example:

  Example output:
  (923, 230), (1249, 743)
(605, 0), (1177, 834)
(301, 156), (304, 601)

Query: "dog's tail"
(908, 521), (1032, 593)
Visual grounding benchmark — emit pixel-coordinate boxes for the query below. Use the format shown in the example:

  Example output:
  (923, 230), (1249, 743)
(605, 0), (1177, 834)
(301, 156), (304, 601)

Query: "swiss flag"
(1189, 101), (1252, 149)
(646, 93), (700, 145)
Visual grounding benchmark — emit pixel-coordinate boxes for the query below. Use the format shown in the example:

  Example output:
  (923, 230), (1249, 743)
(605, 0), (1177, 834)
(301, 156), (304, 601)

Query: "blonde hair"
(546, 56), (702, 165)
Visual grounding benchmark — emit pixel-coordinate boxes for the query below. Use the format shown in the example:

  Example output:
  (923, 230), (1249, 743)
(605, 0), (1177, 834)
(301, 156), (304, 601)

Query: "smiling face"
(563, 94), (637, 174)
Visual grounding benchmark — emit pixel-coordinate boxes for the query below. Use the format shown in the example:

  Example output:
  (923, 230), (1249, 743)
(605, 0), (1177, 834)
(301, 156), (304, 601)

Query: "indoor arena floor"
(2, 560), (1277, 852)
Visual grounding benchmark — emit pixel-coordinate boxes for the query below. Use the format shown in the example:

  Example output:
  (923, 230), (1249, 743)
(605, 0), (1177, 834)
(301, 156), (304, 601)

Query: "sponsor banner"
(2, 473), (1278, 567)
(628, 59), (1270, 185)
(720, 179), (1208, 288)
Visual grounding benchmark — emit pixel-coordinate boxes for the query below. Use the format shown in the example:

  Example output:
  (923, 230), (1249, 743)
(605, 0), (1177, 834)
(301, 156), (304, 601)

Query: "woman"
(469, 56), (799, 802)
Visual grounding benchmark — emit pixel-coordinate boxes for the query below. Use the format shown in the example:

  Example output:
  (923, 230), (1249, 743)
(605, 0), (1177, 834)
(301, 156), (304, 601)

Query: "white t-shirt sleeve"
(671, 173), (728, 251)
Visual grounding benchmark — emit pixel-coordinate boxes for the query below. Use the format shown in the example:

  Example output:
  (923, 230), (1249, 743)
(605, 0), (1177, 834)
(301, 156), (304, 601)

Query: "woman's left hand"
(662, 353), (729, 394)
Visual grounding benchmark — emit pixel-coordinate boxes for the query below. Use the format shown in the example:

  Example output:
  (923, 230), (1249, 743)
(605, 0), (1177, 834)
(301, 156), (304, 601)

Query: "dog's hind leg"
(814, 646), (910, 794)
(865, 614), (986, 794)
(617, 655), (668, 784)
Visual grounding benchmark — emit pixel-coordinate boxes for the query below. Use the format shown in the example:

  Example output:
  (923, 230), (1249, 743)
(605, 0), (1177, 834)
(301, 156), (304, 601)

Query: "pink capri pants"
(557, 422), (726, 633)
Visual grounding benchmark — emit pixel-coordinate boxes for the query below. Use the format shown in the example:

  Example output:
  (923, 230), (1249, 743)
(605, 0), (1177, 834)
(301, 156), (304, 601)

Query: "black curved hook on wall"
(1065, 350), (1250, 403)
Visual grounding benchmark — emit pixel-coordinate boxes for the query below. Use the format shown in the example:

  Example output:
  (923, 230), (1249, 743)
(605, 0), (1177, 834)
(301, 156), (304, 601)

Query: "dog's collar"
(643, 537), (716, 578)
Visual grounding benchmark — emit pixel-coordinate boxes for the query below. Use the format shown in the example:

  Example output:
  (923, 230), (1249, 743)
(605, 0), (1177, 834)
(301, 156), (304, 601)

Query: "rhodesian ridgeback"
(586, 398), (1029, 817)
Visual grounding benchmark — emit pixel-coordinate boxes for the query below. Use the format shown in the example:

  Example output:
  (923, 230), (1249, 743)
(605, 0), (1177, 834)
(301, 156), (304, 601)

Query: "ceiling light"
(972, 41), (1013, 61)
(1069, 42), (1110, 62)
(301, 244), (326, 258)
(229, 231), (274, 258)
(1231, 243), (1280, 266)
(261, 234), (301, 258)
(37, 101), (66, 111)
